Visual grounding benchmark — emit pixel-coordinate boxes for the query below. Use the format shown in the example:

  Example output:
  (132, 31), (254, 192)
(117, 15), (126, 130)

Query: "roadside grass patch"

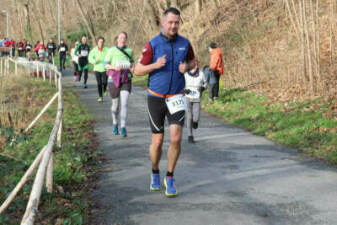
(132, 75), (148, 88)
(201, 88), (337, 163)
(0, 76), (97, 224)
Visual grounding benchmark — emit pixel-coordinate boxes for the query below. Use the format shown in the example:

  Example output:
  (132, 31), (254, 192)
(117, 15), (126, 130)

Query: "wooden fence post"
(0, 58), (3, 75)
(15, 61), (18, 76)
(42, 66), (46, 81)
(46, 153), (53, 193)
(57, 119), (62, 148)
(36, 64), (39, 79)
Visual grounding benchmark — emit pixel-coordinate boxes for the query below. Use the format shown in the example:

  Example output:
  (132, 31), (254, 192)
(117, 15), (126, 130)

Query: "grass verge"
(201, 88), (337, 163)
(0, 76), (98, 224)
(132, 75), (148, 88)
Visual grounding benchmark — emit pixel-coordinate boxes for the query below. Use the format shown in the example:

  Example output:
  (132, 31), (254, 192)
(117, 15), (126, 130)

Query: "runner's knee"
(152, 134), (164, 149)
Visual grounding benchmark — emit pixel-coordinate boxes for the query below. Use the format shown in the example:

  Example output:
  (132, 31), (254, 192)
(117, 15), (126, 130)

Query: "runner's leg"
(209, 84), (214, 100)
(193, 102), (200, 123)
(59, 55), (62, 71)
(167, 124), (182, 173)
(214, 71), (220, 98)
(147, 96), (166, 170)
(119, 90), (130, 128)
(150, 133), (164, 170)
(186, 99), (193, 137)
(102, 72), (108, 94)
(72, 62), (77, 76)
(95, 72), (103, 97)
(111, 98), (119, 125)
(83, 68), (88, 85)
(62, 55), (66, 69)
(78, 69), (82, 81)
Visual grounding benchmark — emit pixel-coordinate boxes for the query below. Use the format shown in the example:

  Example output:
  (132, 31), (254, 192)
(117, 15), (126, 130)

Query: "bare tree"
(75, 0), (97, 45)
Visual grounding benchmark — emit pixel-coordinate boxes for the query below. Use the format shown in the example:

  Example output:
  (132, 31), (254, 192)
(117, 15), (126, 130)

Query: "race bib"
(81, 50), (88, 57)
(165, 94), (187, 115)
(26, 46), (31, 50)
(187, 87), (200, 99)
(18, 47), (22, 50)
(48, 46), (53, 49)
(60, 47), (66, 52)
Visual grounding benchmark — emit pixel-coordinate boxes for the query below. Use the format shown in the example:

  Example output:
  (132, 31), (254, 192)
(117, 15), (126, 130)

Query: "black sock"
(152, 169), (159, 174)
(166, 171), (174, 177)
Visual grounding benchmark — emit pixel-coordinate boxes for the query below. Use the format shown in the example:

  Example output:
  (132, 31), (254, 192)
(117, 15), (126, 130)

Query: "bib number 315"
(165, 94), (187, 115)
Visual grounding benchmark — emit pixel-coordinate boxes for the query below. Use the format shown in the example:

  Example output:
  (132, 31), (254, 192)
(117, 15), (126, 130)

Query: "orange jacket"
(209, 48), (224, 75)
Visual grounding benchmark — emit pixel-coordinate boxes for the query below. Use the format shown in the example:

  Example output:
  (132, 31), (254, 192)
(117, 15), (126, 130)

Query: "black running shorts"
(147, 95), (185, 134)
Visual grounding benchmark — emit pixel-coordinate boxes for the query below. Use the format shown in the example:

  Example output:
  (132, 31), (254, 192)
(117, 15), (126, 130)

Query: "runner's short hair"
(163, 7), (180, 17)
(97, 36), (105, 42)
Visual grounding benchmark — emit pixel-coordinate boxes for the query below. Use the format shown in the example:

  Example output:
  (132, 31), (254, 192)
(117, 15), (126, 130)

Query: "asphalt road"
(62, 69), (337, 225)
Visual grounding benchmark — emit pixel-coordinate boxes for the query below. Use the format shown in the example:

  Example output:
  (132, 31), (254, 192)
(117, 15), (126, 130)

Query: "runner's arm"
(134, 63), (160, 76)
(88, 48), (96, 65)
(74, 44), (80, 56)
(134, 42), (164, 76)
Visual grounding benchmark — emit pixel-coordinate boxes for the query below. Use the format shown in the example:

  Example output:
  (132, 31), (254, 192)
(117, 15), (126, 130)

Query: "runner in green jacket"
(104, 31), (134, 137)
(89, 37), (109, 102)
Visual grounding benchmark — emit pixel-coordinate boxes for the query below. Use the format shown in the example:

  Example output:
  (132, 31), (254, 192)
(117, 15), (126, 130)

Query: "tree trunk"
(145, 0), (159, 32)
(302, 0), (314, 93)
(196, 0), (202, 14)
(23, 0), (33, 41)
(75, 0), (97, 45)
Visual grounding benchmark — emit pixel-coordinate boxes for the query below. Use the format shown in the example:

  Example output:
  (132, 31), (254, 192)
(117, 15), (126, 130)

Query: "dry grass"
(0, 71), (57, 150)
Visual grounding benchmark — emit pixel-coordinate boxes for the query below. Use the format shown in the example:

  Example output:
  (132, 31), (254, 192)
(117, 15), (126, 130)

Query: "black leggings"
(59, 54), (66, 70)
(209, 71), (220, 99)
(79, 69), (88, 84)
(95, 71), (107, 97)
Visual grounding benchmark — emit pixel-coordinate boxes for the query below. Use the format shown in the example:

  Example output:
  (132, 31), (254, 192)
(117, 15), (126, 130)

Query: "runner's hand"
(114, 65), (122, 71)
(155, 54), (167, 69)
(179, 62), (187, 73)
(184, 89), (191, 94)
(130, 63), (135, 73)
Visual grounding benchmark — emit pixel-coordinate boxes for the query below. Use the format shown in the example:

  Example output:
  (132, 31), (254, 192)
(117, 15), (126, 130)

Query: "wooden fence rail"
(0, 56), (63, 225)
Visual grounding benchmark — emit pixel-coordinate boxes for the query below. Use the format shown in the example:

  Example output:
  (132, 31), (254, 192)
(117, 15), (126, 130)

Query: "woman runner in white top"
(184, 58), (208, 143)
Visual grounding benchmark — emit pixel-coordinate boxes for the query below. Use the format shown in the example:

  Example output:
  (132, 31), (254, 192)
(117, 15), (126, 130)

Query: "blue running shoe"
(82, 84), (87, 88)
(120, 127), (127, 137)
(150, 173), (161, 191)
(112, 125), (119, 135)
(164, 176), (178, 197)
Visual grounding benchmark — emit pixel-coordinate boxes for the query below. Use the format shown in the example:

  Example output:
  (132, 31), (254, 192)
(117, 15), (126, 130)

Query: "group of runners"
(31, 39), (69, 70)
(79, 7), (223, 197)
(0, 37), (69, 71)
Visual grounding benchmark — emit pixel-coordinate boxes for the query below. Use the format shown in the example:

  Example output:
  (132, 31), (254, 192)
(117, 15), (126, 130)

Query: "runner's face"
(82, 37), (87, 44)
(162, 13), (180, 38)
(117, 33), (127, 48)
(98, 39), (104, 48)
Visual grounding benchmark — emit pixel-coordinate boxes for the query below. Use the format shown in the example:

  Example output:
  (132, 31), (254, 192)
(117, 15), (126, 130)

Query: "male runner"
(134, 7), (195, 197)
